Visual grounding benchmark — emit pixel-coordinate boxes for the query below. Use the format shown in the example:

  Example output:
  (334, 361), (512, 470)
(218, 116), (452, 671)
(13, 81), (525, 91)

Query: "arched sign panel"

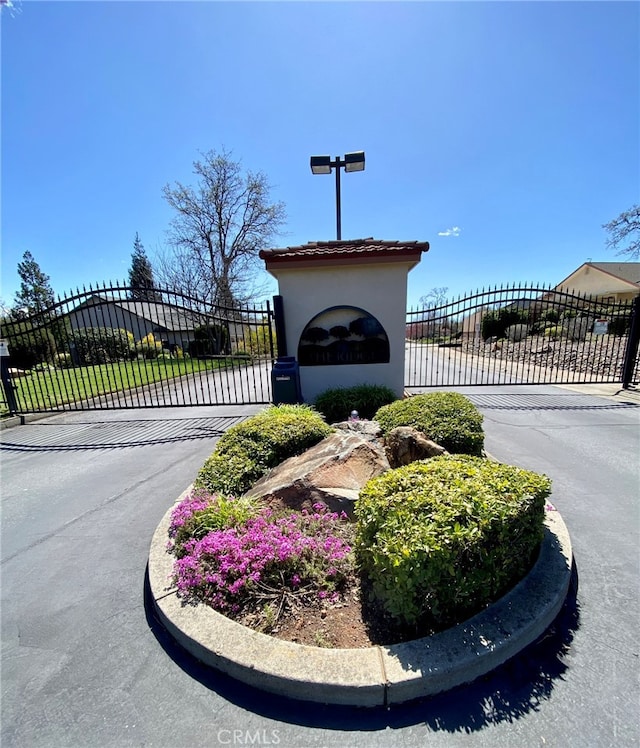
(298, 306), (390, 366)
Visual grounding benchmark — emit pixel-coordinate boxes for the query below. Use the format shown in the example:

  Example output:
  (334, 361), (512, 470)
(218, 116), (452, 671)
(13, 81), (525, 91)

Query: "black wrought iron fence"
(0, 284), (276, 414)
(406, 283), (640, 390)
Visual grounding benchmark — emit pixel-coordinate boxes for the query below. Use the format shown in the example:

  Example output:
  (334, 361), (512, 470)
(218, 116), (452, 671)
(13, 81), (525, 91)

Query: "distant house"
(65, 294), (206, 350)
(552, 262), (640, 302)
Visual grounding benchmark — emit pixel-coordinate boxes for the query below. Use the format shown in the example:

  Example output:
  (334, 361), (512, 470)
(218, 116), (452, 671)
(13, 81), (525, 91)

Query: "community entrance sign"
(260, 238), (429, 403)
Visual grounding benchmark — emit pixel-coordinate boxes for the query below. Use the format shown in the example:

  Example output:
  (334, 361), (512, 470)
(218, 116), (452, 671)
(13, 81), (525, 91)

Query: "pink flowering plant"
(168, 496), (355, 631)
(168, 490), (257, 557)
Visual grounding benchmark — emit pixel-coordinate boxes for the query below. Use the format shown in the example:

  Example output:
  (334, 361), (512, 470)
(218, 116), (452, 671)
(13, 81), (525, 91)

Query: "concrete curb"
(149, 489), (572, 707)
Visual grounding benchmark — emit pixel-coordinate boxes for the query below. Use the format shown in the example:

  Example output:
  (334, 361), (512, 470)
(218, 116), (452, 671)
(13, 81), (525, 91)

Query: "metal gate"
(0, 285), (276, 414)
(406, 284), (640, 390)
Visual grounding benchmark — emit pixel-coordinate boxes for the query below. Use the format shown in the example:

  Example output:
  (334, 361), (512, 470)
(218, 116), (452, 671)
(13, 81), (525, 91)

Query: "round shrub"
(543, 326), (564, 340)
(194, 404), (333, 496)
(505, 323), (529, 342)
(314, 384), (396, 423)
(3, 319), (57, 369)
(355, 455), (551, 633)
(608, 316), (630, 337)
(136, 332), (163, 359)
(191, 323), (231, 356)
(55, 352), (73, 368)
(374, 391), (484, 455)
(71, 327), (133, 364)
(481, 307), (529, 341)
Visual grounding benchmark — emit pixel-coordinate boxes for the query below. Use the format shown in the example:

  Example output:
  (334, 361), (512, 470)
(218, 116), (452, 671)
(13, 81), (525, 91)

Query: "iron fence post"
(1, 355), (19, 415)
(622, 294), (640, 389)
(272, 295), (287, 358)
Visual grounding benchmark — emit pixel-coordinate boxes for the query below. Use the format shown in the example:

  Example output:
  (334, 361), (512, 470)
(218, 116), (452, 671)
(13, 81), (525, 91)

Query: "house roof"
(260, 238), (430, 270)
(73, 294), (205, 332)
(556, 262), (640, 291)
(588, 262), (640, 286)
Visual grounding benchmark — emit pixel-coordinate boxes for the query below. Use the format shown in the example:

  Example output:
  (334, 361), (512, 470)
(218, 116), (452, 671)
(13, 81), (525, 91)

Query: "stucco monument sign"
(260, 238), (429, 403)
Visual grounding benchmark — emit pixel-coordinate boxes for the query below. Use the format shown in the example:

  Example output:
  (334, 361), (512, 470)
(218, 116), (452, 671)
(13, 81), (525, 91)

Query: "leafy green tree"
(603, 204), (639, 259)
(128, 233), (160, 301)
(12, 251), (55, 315)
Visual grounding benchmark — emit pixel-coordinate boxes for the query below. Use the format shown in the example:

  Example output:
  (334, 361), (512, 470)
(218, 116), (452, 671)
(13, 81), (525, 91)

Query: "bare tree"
(419, 286), (449, 309)
(603, 204), (640, 259)
(161, 148), (286, 307)
(153, 243), (212, 301)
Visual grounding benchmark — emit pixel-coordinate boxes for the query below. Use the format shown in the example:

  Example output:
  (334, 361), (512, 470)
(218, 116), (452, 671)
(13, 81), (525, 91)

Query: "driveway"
(1, 386), (638, 747)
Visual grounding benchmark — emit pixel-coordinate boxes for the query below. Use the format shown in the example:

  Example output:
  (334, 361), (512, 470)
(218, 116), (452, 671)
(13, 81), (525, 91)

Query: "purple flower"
(170, 505), (353, 612)
(168, 490), (217, 538)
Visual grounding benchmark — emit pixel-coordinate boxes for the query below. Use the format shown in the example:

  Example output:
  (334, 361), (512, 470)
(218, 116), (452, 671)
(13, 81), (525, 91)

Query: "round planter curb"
(148, 487), (573, 707)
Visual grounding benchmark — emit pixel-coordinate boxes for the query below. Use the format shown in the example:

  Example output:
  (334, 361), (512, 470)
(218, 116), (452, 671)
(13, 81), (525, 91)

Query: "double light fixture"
(309, 151), (365, 239)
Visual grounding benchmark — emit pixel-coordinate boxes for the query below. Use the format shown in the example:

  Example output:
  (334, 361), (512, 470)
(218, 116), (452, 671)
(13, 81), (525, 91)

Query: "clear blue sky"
(1, 1), (638, 310)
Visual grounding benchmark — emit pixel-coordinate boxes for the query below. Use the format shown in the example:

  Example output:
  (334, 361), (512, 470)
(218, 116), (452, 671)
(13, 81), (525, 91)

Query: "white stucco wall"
(270, 261), (414, 403)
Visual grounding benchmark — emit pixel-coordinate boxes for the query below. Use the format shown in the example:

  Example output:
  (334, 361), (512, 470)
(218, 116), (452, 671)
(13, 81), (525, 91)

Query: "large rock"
(384, 426), (447, 468)
(333, 419), (383, 442)
(244, 431), (390, 519)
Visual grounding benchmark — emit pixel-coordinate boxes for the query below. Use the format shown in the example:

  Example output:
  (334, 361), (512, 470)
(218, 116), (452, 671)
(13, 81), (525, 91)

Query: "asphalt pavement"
(1, 385), (638, 748)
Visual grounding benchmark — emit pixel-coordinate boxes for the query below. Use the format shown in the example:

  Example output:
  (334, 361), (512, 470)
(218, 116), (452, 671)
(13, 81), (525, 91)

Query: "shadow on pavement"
(466, 392), (639, 411)
(144, 563), (581, 733)
(0, 416), (246, 452)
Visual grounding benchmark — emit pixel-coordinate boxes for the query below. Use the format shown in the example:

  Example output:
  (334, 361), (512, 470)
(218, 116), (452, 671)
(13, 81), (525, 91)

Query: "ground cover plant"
(168, 491), (354, 631)
(374, 391), (485, 455)
(194, 404), (333, 496)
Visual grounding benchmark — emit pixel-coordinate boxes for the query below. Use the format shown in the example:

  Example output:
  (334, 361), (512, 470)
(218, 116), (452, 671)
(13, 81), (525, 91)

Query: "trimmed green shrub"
(55, 352), (73, 368)
(481, 307), (529, 341)
(374, 391), (484, 455)
(136, 332), (163, 359)
(608, 316), (630, 337)
(194, 404), (333, 496)
(314, 384), (396, 423)
(190, 323), (231, 356)
(541, 308), (560, 324)
(505, 324), (529, 342)
(237, 322), (274, 358)
(2, 318), (57, 369)
(543, 326), (563, 340)
(356, 455), (551, 632)
(70, 327), (133, 365)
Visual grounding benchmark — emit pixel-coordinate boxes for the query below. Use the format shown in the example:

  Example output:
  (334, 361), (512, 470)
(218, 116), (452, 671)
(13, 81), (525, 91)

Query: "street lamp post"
(310, 151), (365, 240)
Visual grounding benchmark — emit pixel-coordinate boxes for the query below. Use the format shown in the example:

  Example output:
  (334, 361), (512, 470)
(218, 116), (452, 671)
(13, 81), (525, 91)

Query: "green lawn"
(1, 357), (238, 414)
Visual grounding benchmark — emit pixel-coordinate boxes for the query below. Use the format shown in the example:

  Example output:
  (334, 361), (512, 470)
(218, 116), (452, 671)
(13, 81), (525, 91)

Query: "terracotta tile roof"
(260, 237), (430, 265)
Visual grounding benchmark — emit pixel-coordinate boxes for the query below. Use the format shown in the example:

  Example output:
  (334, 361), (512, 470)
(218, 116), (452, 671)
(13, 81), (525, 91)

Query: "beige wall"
(270, 261), (414, 402)
(558, 266), (638, 299)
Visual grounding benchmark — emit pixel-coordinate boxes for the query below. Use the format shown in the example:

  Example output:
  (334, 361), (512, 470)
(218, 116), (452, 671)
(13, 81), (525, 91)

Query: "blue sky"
(1, 1), (638, 310)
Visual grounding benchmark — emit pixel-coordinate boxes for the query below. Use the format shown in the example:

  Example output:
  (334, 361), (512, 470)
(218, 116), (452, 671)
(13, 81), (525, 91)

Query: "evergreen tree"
(13, 250), (55, 315)
(128, 233), (160, 301)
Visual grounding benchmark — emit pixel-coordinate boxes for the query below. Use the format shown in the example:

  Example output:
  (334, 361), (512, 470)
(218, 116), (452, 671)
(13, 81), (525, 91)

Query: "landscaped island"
(164, 391), (552, 647)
